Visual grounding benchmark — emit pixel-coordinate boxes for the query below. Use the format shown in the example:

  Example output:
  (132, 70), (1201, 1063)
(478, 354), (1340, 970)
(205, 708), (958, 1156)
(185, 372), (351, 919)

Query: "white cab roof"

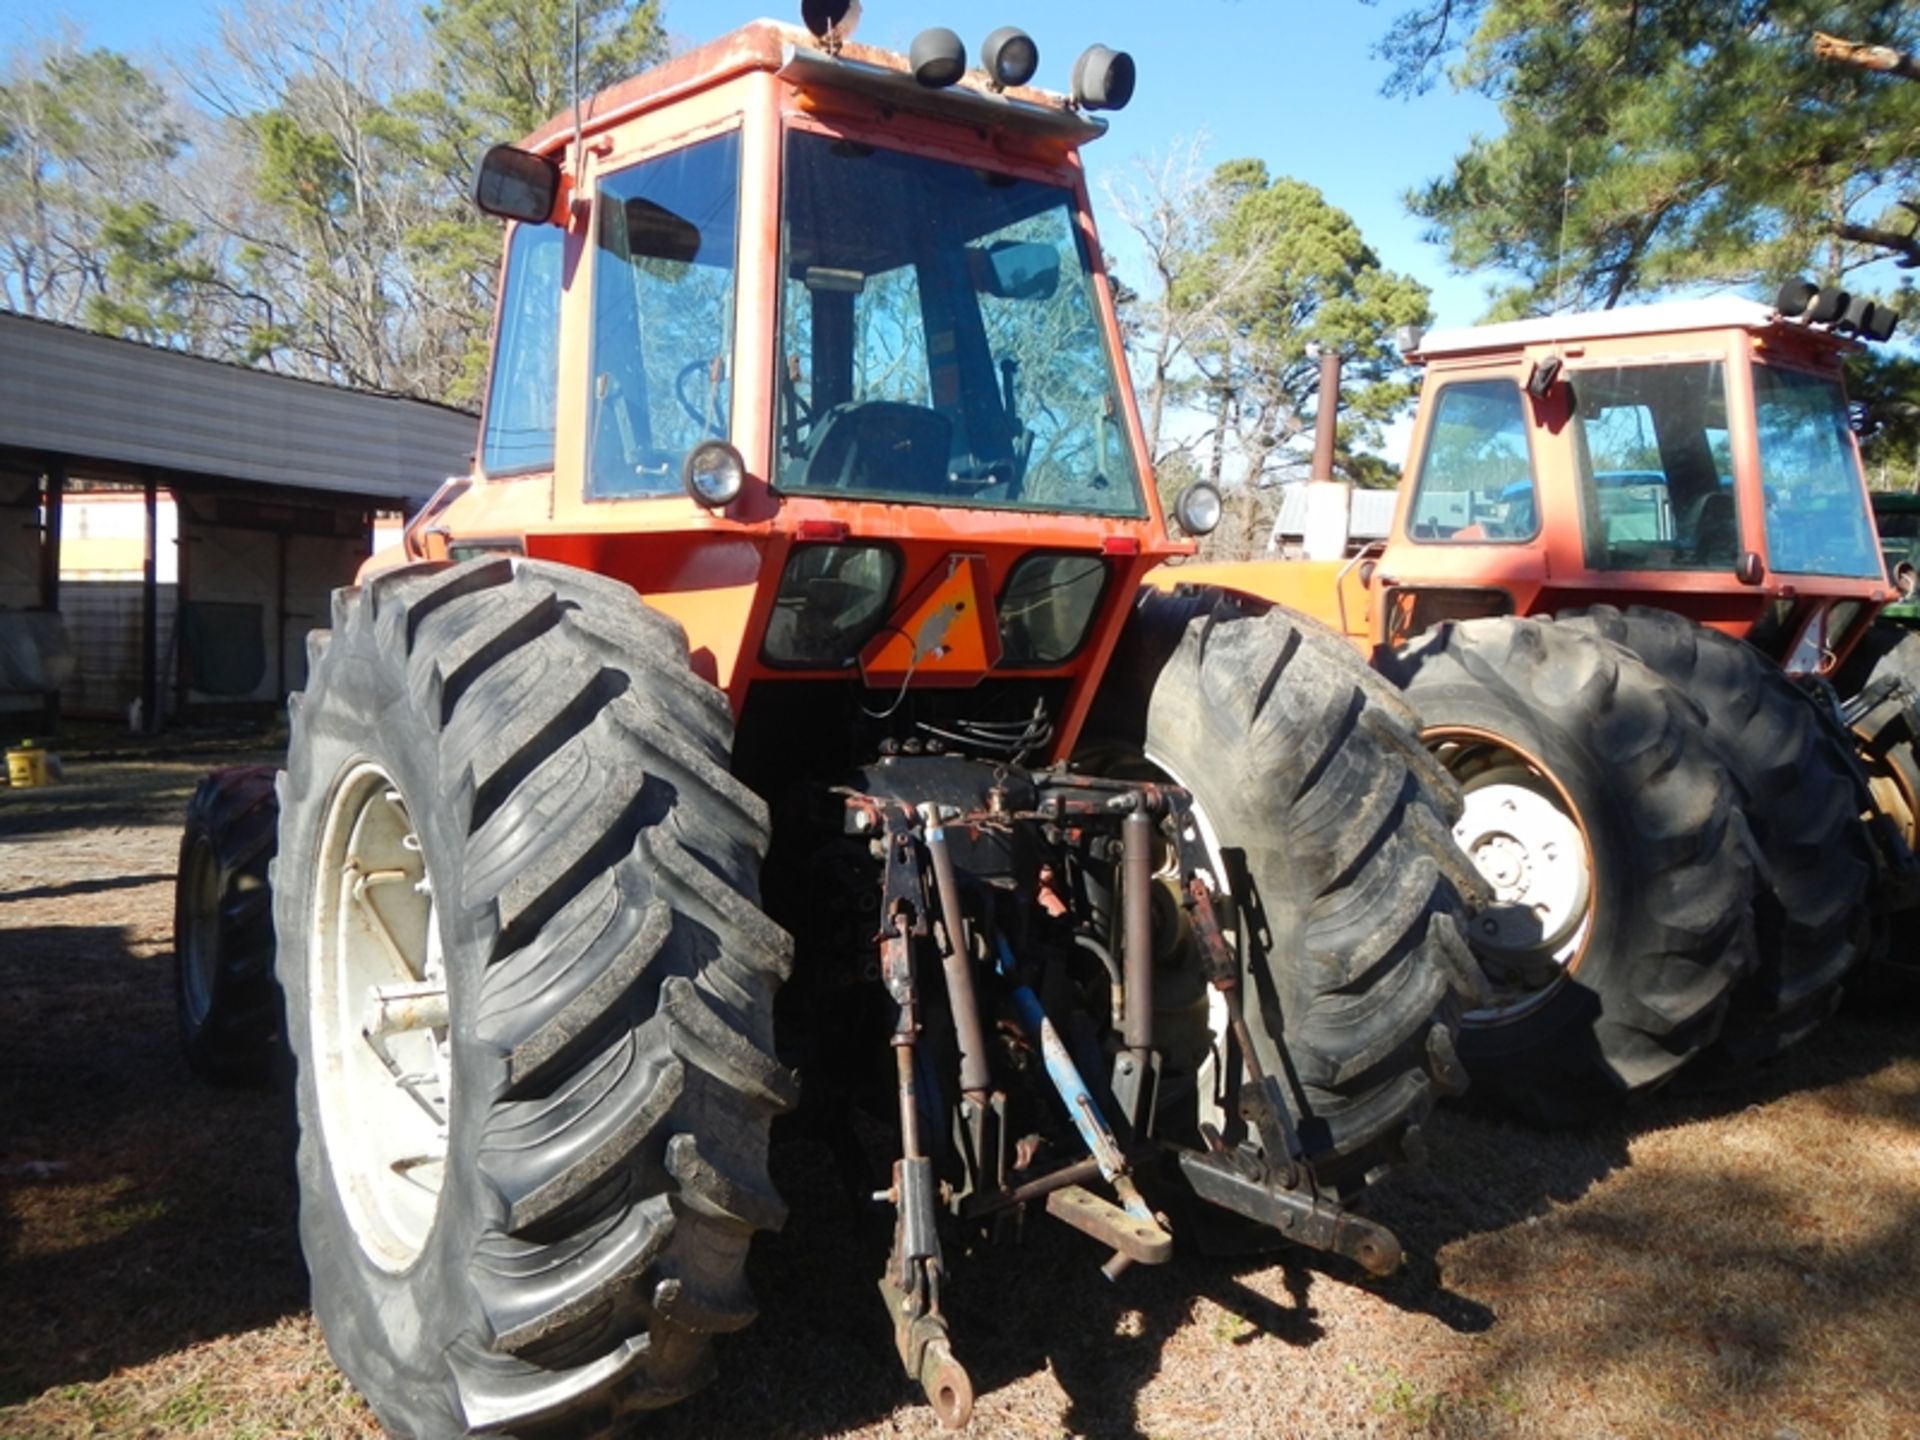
(1413, 298), (1780, 360)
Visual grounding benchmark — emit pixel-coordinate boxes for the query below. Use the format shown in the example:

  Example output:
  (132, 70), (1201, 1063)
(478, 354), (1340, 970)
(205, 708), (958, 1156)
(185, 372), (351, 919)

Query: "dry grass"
(3, 737), (1917, 1440)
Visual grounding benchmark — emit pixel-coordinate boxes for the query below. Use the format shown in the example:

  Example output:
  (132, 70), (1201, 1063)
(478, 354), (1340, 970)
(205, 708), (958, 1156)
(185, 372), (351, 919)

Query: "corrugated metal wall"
(0, 313), (476, 506)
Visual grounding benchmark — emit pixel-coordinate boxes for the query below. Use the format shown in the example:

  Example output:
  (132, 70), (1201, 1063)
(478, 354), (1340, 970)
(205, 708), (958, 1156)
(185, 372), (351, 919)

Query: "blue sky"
(29, 0), (1541, 329)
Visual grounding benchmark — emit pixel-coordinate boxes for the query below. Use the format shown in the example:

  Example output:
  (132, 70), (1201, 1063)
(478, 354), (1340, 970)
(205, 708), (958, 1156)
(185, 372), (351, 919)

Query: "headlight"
(683, 441), (745, 508)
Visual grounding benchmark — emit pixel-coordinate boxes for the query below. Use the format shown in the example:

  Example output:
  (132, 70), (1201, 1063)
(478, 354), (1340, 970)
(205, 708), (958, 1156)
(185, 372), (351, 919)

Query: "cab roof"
(523, 20), (1102, 155)
(1411, 297), (1799, 362)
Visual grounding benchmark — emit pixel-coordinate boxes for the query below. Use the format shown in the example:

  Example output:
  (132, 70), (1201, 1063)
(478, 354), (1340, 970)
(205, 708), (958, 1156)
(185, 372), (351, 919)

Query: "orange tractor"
(1179, 293), (1919, 1123)
(171, 20), (1486, 1435)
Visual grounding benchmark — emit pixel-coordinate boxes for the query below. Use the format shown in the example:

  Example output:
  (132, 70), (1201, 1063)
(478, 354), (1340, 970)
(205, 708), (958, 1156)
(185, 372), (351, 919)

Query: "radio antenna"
(1554, 146), (1574, 316)
(570, 0), (584, 187)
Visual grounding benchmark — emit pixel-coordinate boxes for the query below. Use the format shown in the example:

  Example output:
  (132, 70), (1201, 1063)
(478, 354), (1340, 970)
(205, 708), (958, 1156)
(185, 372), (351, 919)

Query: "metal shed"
(0, 312), (477, 729)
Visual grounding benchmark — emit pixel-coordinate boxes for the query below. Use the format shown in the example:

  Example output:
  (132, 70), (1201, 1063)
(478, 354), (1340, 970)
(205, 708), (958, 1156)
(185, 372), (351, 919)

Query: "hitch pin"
(993, 935), (1158, 1231)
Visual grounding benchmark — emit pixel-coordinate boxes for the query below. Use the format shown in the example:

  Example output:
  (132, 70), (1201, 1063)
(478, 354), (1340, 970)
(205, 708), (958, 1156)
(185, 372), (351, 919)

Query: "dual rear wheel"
(1390, 608), (1879, 1123)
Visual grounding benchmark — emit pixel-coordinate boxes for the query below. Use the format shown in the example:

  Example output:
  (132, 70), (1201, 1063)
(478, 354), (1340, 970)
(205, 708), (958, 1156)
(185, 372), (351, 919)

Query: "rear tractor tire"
(275, 557), (793, 1438)
(1380, 615), (1757, 1125)
(175, 764), (282, 1084)
(1564, 606), (1874, 1060)
(1838, 624), (1920, 859)
(1090, 591), (1486, 1198)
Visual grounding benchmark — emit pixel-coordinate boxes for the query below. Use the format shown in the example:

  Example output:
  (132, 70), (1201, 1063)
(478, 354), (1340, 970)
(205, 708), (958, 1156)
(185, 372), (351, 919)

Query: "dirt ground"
(2, 731), (1917, 1440)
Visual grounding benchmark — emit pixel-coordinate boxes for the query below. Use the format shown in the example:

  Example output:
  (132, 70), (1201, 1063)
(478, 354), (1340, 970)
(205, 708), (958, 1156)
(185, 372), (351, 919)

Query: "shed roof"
(0, 311), (477, 506)
(1271, 482), (1397, 542)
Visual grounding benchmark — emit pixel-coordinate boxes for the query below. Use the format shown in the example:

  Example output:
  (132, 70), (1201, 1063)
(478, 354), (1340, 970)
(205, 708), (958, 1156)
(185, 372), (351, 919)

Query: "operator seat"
(801, 401), (953, 497)
(1683, 489), (1738, 564)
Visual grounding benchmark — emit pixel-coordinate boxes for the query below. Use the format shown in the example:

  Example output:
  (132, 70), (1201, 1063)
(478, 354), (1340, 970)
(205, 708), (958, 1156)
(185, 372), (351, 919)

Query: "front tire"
(1089, 591), (1485, 1196)
(276, 557), (793, 1438)
(174, 764), (281, 1084)
(1382, 616), (1757, 1125)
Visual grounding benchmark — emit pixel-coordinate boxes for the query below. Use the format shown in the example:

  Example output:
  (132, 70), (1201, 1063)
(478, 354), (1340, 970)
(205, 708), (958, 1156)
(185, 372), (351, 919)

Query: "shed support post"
(39, 459), (64, 612)
(142, 472), (159, 734)
(38, 460), (66, 734)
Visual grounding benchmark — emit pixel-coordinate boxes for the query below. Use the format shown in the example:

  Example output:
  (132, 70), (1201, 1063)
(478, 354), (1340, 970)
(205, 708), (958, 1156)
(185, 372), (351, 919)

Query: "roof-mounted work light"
(801, 0), (861, 51)
(1775, 278), (1817, 318)
(981, 27), (1039, 89)
(910, 28), (967, 87)
(1071, 44), (1135, 111)
(1807, 286), (1850, 324)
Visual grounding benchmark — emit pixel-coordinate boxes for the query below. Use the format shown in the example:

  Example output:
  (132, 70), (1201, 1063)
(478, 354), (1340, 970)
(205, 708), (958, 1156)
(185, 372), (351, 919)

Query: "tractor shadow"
(646, 1134), (1346, 1440)
(0, 924), (306, 1406)
(653, 985), (1918, 1440)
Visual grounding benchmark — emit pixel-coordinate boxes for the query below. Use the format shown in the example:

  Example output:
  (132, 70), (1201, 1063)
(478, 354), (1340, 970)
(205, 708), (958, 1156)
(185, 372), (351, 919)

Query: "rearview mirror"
(970, 241), (1059, 301)
(472, 145), (562, 224)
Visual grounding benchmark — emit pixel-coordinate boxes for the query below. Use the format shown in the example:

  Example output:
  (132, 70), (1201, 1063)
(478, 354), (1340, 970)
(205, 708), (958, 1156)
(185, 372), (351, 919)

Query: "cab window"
(1406, 381), (1537, 542)
(587, 131), (741, 500)
(1571, 362), (1737, 571)
(1754, 365), (1880, 578)
(481, 222), (564, 476)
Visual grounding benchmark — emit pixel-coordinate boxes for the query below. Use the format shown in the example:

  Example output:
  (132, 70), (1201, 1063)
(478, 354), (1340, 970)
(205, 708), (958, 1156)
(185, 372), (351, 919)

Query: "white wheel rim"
(309, 761), (451, 1272)
(1455, 777), (1591, 961)
(1429, 737), (1597, 1025)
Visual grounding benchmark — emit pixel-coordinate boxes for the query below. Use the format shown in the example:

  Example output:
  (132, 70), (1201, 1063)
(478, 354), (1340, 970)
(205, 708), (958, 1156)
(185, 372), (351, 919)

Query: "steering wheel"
(675, 357), (728, 437)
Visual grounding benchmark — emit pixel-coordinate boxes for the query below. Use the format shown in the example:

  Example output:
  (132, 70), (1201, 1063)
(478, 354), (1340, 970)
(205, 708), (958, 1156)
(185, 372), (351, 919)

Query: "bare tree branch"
(1836, 219), (1920, 268)
(1813, 31), (1920, 83)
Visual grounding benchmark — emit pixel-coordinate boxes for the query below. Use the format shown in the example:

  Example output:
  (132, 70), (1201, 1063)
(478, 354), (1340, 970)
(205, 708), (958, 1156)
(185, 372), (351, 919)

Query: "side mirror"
(1173, 482), (1222, 537)
(473, 145), (563, 224)
(970, 241), (1059, 301)
(1736, 551), (1766, 586)
(1525, 355), (1563, 400)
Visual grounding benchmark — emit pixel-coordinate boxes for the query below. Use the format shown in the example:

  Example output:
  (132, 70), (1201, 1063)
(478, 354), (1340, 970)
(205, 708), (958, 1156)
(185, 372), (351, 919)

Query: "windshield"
(1754, 365), (1880, 578)
(775, 131), (1143, 516)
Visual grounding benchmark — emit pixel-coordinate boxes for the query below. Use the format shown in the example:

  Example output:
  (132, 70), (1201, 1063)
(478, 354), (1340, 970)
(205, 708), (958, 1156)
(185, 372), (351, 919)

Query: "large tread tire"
(1835, 620), (1920, 972)
(1381, 615), (1757, 1126)
(1088, 590), (1486, 1196)
(174, 764), (282, 1084)
(1562, 606), (1874, 1061)
(274, 557), (792, 1439)
(1836, 621), (1920, 862)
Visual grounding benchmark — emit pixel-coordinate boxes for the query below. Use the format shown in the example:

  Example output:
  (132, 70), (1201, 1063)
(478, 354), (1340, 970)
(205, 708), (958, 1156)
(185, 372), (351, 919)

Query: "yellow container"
(7, 744), (48, 789)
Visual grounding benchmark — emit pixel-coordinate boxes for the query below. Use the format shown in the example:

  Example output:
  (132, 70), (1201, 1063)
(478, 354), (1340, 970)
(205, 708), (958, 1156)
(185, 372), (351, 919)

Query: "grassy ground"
(1, 734), (1916, 1439)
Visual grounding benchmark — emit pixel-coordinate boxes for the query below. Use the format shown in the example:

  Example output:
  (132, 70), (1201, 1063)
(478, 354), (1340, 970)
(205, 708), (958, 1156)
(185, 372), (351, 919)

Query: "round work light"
(1173, 482), (1223, 537)
(1775, 278), (1816, 318)
(1071, 44), (1135, 111)
(981, 27), (1039, 89)
(1807, 287), (1850, 324)
(910, 28), (967, 87)
(683, 441), (746, 509)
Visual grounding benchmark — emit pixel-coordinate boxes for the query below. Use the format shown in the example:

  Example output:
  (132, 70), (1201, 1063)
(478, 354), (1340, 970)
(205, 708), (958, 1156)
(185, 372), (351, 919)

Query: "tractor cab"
(1377, 295), (1898, 675)
(411, 21), (1188, 786)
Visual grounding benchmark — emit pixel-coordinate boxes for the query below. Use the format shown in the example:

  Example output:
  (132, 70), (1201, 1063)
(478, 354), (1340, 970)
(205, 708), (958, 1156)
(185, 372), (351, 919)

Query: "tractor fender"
(1142, 558), (1371, 648)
